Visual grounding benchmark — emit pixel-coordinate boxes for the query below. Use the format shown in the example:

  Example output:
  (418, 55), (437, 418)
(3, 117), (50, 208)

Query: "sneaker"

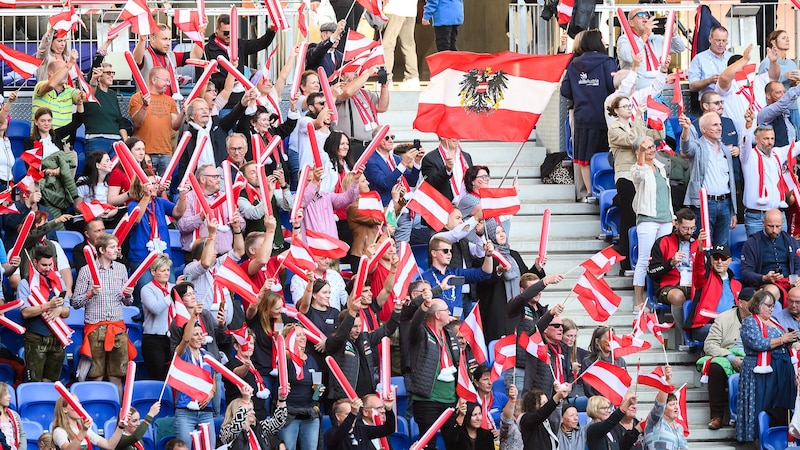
(623, 270), (635, 277)
(398, 78), (421, 90)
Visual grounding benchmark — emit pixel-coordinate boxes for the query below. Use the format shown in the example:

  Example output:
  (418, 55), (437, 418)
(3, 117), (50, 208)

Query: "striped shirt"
(31, 81), (77, 129)
(71, 261), (132, 324)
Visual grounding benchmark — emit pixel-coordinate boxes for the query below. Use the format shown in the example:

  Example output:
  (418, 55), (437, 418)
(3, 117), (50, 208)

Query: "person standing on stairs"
(648, 208), (702, 347)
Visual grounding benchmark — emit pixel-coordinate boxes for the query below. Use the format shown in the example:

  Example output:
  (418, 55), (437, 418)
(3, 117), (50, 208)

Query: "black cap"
(711, 244), (731, 258)
(739, 287), (756, 301)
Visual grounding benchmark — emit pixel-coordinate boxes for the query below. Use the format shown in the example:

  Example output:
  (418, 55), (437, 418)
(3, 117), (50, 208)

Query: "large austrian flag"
(414, 51), (572, 142)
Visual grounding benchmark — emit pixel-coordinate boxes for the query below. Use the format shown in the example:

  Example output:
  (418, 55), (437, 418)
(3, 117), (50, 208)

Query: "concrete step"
(511, 238), (607, 254)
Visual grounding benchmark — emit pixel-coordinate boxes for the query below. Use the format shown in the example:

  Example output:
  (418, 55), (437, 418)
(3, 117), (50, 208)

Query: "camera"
(377, 67), (388, 85)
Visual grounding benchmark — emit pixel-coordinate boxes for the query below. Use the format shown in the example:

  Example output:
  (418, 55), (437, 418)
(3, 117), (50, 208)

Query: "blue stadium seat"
(411, 244), (429, 272)
(410, 418), (419, 440)
(321, 414), (332, 436)
(8, 385), (15, 411)
(681, 301), (703, 352)
(629, 227), (667, 313)
(572, 396), (588, 412)
(55, 231), (84, 264)
(599, 189), (618, 238)
(667, 117), (682, 154)
(759, 411), (771, 446)
(123, 306), (144, 362)
(17, 382), (58, 430)
(392, 376), (407, 419)
(11, 159), (27, 184)
(730, 224), (746, 260)
(762, 425), (790, 450)
(728, 373), (738, 424)
(487, 339), (498, 368)
(22, 420), (43, 448)
(104, 418), (116, 438)
(0, 364), (14, 385)
(390, 416), (411, 450)
(0, 308), (24, 356)
(578, 412), (588, 426)
(70, 382), (121, 427)
(729, 259), (741, 280)
(132, 381), (174, 421)
(564, 118), (573, 160)
(156, 436), (175, 450)
(590, 152), (614, 197)
(7, 120), (30, 158)
(168, 229), (184, 276)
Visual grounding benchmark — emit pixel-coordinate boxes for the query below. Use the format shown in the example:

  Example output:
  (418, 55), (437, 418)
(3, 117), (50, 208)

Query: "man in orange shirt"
(128, 67), (185, 176)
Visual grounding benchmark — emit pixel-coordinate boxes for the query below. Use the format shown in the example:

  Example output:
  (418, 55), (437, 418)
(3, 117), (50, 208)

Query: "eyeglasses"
(103, 71), (116, 75)
(679, 226), (696, 233)
(222, 30), (231, 36)
(476, 174), (490, 180)
(435, 248), (452, 254)
(550, 323), (563, 329)
(603, 406), (615, 411)
(201, 174), (222, 179)
(154, 76), (170, 83)
(764, 302), (776, 309)
(365, 405), (386, 411)
(634, 12), (649, 18)
(617, 104), (633, 109)
(315, 101), (326, 106)
(706, 100), (724, 106)
(384, 135), (396, 141)
(229, 147), (247, 153)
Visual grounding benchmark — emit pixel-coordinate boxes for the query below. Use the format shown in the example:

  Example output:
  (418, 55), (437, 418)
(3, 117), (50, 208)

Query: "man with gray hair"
(84, 61), (129, 154)
(679, 112), (738, 247)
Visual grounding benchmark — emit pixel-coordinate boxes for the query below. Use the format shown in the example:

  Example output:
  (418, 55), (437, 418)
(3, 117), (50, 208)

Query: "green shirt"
(638, 169), (672, 224)
(83, 87), (127, 135)
(32, 81), (77, 129)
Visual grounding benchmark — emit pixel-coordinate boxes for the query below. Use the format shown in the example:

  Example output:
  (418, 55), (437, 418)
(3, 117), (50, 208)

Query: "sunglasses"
(635, 12), (649, 18)
(222, 30), (230, 36)
(384, 135), (396, 141)
(435, 248), (452, 254)
(315, 101), (326, 106)
(712, 254), (729, 261)
(550, 323), (563, 329)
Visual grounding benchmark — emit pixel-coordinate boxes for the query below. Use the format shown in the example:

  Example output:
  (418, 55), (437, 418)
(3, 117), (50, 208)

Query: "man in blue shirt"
(689, 26), (734, 101)
(421, 235), (493, 316)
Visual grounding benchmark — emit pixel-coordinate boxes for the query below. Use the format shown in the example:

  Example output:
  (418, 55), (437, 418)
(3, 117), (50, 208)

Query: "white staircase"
(381, 88), (744, 449)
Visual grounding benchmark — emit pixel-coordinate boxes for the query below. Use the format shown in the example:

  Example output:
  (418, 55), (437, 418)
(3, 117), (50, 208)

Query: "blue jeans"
(744, 210), (787, 236)
(173, 408), (214, 447)
(84, 137), (117, 155)
(150, 154), (171, 177)
(287, 149), (300, 190)
(692, 199), (732, 248)
(278, 416), (319, 450)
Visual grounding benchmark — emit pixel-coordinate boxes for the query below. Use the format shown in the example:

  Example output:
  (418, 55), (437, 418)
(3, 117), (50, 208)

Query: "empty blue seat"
(8, 385), (15, 411)
(70, 382), (121, 427)
(168, 229), (185, 275)
(578, 411), (588, 426)
(390, 416), (411, 449)
(762, 425), (789, 450)
(11, 159), (27, 185)
(411, 244), (429, 272)
(0, 364), (14, 385)
(55, 231), (84, 264)
(391, 376), (407, 419)
(0, 308), (24, 356)
(17, 382), (58, 430)
(22, 420), (43, 448)
(729, 373), (739, 424)
(7, 120), (30, 158)
(730, 224), (746, 260)
(599, 189), (618, 238)
(590, 152), (614, 197)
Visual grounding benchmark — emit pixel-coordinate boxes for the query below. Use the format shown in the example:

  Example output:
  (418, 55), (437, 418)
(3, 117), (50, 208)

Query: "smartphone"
(413, 139), (421, 149)
(450, 276), (466, 286)
(58, 291), (66, 298)
(377, 67), (388, 85)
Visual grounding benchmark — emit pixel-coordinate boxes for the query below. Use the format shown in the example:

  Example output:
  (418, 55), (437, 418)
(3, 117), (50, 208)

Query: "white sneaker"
(398, 78), (421, 90)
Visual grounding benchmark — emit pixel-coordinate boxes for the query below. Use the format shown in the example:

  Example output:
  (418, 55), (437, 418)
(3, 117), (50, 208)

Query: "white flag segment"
(392, 242), (419, 300)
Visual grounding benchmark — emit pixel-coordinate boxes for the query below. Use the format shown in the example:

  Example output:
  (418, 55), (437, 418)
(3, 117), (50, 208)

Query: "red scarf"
(236, 354), (268, 393)
(146, 47), (175, 96)
(753, 316), (784, 374)
(5, 410), (18, 450)
(643, 40), (659, 71)
(247, 428), (261, 450)
(352, 89), (378, 131)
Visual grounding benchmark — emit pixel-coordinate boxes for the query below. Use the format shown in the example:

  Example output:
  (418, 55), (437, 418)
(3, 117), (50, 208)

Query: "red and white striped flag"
(120, 0), (158, 36)
(455, 352), (478, 403)
(174, 10), (205, 47)
(392, 242), (420, 301)
(49, 5), (84, 35)
(580, 360), (632, 406)
(344, 30), (380, 61)
(285, 326), (306, 379)
(0, 0), (15, 8)
(285, 239), (318, 274)
(0, 44), (42, 80)
(297, 3), (307, 38)
(479, 187), (520, 220)
(21, 142), (43, 171)
(74, 63), (99, 104)
(356, 0), (388, 20)
(518, 330), (549, 363)
(609, 333), (651, 357)
(357, 44), (385, 75)
(414, 52), (573, 142)
(672, 69), (685, 115)
(637, 363), (675, 393)
(492, 248), (513, 270)
(643, 313), (673, 345)
(305, 229), (350, 259)
(358, 191), (385, 222)
(215, 257), (259, 306)
(77, 200), (115, 221)
(580, 246), (626, 277)
(572, 273), (621, 322)
(166, 356), (214, 403)
(646, 97), (670, 131)
(675, 383), (690, 436)
(459, 305), (488, 364)
(490, 334), (517, 382)
(407, 181), (453, 232)
(557, 0), (573, 25)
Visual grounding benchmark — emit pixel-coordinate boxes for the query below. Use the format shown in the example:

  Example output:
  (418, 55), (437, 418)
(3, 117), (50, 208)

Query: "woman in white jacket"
(631, 136), (674, 310)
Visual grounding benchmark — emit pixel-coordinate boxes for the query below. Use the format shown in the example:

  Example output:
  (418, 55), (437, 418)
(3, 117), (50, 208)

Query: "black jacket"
(177, 101), (246, 182)
(407, 304), (461, 398)
(420, 148), (474, 202)
(324, 409), (396, 450)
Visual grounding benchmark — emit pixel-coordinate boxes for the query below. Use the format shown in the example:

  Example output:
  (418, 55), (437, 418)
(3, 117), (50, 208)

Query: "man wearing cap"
(306, 21), (345, 78)
(700, 286), (752, 430)
(685, 243), (742, 344)
(740, 208), (800, 288)
(616, 8), (685, 90)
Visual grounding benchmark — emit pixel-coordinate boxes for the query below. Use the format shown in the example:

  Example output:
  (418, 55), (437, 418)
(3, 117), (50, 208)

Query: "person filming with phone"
(741, 208), (800, 294)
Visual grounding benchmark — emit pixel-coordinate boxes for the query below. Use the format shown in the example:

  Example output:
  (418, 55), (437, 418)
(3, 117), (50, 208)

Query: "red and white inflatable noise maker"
(27, 290), (72, 347)
(189, 430), (203, 450)
(122, 251), (161, 292)
(8, 211), (35, 261)
(290, 165), (312, 221)
(410, 408), (455, 450)
(120, 361), (136, 424)
(124, 51), (149, 96)
(353, 125), (390, 172)
(698, 188), (712, 250)
(296, 313), (324, 345)
(199, 423), (212, 450)
(203, 354), (249, 390)
(54, 381), (91, 422)
(0, 300), (25, 335)
(492, 249), (512, 270)
(257, 166), (273, 217)
(216, 56), (255, 90)
(276, 334), (290, 398)
(83, 246), (101, 286)
(179, 136), (209, 188)
(379, 336), (391, 400)
(326, 356), (359, 401)
(160, 131), (193, 189)
(289, 43), (309, 99)
(184, 61), (219, 106)
(538, 208), (550, 266)
(188, 174), (214, 219)
(318, 67), (338, 122)
(221, 160), (237, 216)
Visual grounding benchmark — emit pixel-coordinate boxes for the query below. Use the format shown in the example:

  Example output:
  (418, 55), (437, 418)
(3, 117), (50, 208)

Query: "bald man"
(775, 286), (800, 330)
(740, 208), (800, 288)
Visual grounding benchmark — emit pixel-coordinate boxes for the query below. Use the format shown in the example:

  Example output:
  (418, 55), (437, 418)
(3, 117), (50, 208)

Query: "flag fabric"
(0, 0), (15, 7)
(263, 0), (290, 30)
(166, 356), (214, 402)
(479, 187), (520, 220)
(491, 334), (517, 382)
(414, 51), (573, 142)
(174, 10), (205, 47)
(355, 0), (388, 21)
(646, 97), (670, 130)
(691, 5), (721, 59)
(0, 44), (42, 79)
(391, 242), (420, 301)
(557, 0), (574, 25)
(459, 305), (488, 364)
(74, 63), (99, 104)
(672, 69), (685, 116)
(285, 326), (305, 379)
(285, 239), (318, 274)
(297, 3), (307, 38)
(518, 330), (549, 363)
(358, 191), (385, 222)
(580, 246), (626, 276)
(120, 0), (159, 36)
(344, 30), (380, 61)
(406, 181), (453, 232)
(50, 5), (84, 35)
(304, 229), (350, 259)
(214, 257), (259, 306)
(609, 333), (651, 357)
(637, 363), (675, 393)
(580, 360), (632, 406)
(643, 313), (673, 345)
(675, 383), (690, 436)
(572, 273), (622, 322)
(77, 200), (115, 221)
(357, 44), (385, 74)
(455, 352), (478, 403)
(21, 142), (43, 172)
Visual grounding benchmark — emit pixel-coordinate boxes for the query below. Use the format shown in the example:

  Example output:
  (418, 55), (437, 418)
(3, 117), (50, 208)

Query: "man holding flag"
(616, 8), (685, 90)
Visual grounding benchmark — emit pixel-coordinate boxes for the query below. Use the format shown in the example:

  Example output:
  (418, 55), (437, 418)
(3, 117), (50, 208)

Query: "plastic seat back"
(70, 382), (121, 428)
(55, 231), (84, 263)
(17, 382), (58, 430)
(132, 381), (174, 420)
(763, 425), (790, 450)
(411, 244), (429, 272)
(22, 420), (43, 449)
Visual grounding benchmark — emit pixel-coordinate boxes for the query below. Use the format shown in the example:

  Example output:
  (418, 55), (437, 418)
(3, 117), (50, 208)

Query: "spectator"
(759, 30), (800, 136)
(383, 0), (420, 90)
(740, 208), (800, 288)
(560, 318), (588, 394)
(421, 0), (464, 52)
(237, 163), (291, 247)
(335, 69), (390, 159)
(579, 326), (627, 398)
(253, 44), (299, 119)
(295, 70), (322, 114)
(35, 26), (70, 82)
(757, 82), (800, 148)
(32, 56), (80, 128)
(107, 137), (151, 207)
(363, 128), (420, 205)
(518, 384), (572, 450)
(218, 385), (288, 450)
(616, 8), (684, 90)
(585, 394), (637, 450)
(688, 26), (733, 101)
(699, 287), (752, 431)
(614, 398), (643, 450)
(117, 403), (161, 450)
(642, 367), (684, 448)
(0, 92), (16, 192)
(716, 44), (773, 140)
(128, 67), (185, 176)
(421, 136), (473, 203)
(293, 253), (348, 312)
(140, 254), (175, 381)
(299, 166), (359, 239)
(442, 399), (496, 449)
(293, 277), (339, 368)
(421, 236), (493, 314)
(18, 245), (71, 382)
(472, 364), (508, 431)
(241, 103), (299, 165)
(689, 91), (739, 147)
(679, 111), (738, 247)
(132, 23), (202, 95)
(561, 29), (616, 202)
(459, 165), (510, 244)
(277, 324), (322, 450)
(219, 134), (248, 183)
(776, 286), (800, 330)
(76, 151), (118, 225)
(288, 92), (331, 188)
(224, 327), (273, 420)
(71, 233), (134, 391)
(72, 219), (105, 268)
(16, 212), (73, 293)
(499, 385), (522, 450)
(327, 132), (355, 244)
(323, 398), (360, 449)
(84, 62), (130, 153)
(736, 290), (798, 442)
(686, 244), (741, 343)
(557, 404), (587, 450)
(0, 382), (23, 450)
(305, 21), (345, 78)
(52, 395), (123, 450)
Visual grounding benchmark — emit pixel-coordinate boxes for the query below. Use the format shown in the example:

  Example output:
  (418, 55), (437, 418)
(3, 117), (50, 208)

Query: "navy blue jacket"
(740, 230), (800, 287)
(561, 52), (617, 129)
(363, 152), (420, 205)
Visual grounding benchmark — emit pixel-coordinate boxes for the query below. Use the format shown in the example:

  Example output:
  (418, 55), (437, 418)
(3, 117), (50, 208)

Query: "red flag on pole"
(0, 44), (42, 79)
(459, 305), (488, 364)
(572, 273), (622, 322)
(580, 360), (632, 406)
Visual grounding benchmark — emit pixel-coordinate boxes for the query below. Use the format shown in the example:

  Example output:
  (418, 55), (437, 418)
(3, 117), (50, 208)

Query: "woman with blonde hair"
(277, 324), (322, 450)
(585, 394), (636, 450)
(219, 385), (288, 450)
(52, 395), (124, 450)
(0, 382), (24, 450)
(560, 318), (588, 391)
(140, 254), (176, 380)
(115, 403), (160, 450)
